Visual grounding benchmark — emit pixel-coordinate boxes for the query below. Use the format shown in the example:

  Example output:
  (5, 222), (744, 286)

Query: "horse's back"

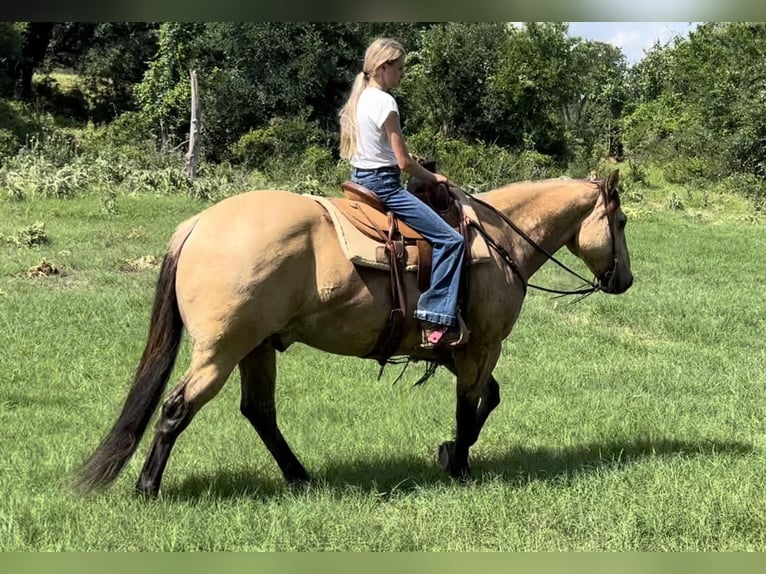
(194, 189), (327, 236)
(181, 190), (339, 264)
(174, 190), (352, 345)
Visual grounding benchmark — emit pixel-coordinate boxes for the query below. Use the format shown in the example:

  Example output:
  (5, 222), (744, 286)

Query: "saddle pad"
(308, 194), (493, 272)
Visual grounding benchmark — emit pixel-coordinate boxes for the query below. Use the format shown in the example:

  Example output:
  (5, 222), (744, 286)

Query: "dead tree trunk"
(184, 69), (201, 181)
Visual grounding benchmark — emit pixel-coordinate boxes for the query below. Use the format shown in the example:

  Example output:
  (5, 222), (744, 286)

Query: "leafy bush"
(292, 174), (326, 196)
(621, 96), (679, 165)
(298, 144), (335, 177)
(230, 113), (327, 170)
(716, 172), (766, 211)
(230, 127), (274, 169)
(0, 128), (20, 160)
(123, 167), (191, 195)
(663, 156), (712, 185)
(35, 164), (87, 198)
(189, 162), (251, 201)
(515, 150), (559, 181)
(408, 128), (559, 192)
(0, 99), (56, 157)
(79, 111), (154, 152)
(3, 222), (49, 247)
(21, 128), (81, 167)
(664, 192), (684, 211)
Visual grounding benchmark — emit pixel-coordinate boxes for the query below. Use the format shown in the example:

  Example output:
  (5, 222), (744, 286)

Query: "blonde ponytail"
(339, 72), (368, 159)
(338, 38), (405, 160)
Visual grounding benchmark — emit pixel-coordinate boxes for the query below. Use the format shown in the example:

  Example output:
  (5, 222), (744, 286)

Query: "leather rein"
(464, 180), (619, 299)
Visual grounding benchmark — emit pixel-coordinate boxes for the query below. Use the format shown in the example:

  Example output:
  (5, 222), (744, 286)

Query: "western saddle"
(329, 174), (471, 365)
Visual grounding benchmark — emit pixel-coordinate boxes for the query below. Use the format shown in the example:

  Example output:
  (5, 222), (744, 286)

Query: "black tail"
(77, 222), (195, 492)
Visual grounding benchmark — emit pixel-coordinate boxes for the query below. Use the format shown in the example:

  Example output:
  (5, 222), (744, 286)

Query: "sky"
(567, 22), (701, 64)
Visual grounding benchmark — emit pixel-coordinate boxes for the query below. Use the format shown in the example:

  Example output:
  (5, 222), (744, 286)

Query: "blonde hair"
(339, 38), (405, 159)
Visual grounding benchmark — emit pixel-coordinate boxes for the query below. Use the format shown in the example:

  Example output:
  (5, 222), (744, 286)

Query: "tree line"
(1, 22), (765, 202)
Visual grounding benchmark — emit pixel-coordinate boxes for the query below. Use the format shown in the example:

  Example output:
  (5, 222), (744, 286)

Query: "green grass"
(1, 190), (766, 550)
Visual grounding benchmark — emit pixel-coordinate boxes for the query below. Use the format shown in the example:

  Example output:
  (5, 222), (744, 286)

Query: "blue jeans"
(352, 167), (465, 327)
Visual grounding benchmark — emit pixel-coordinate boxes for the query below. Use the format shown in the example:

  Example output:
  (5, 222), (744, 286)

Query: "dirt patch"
(126, 227), (147, 240)
(21, 259), (60, 278)
(121, 254), (160, 271)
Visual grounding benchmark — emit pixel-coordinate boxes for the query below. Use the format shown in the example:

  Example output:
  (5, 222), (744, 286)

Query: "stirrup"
(419, 313), (470, 350)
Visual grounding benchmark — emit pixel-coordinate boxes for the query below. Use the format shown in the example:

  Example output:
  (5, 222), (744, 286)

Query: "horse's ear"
(415, 156), (438, 173)
(407, 157), (438, 194)
(606, 169), (619, 197)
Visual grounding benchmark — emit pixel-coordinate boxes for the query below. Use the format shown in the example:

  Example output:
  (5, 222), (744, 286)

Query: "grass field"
(1, 189), (766, 550)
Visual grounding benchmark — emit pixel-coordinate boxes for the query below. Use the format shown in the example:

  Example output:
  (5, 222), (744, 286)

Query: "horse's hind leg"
(136, 352), (236, 496)
(239, 340), (308, 483)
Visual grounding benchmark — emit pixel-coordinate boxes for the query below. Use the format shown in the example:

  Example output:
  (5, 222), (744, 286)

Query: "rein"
(465, 181), (616, 299)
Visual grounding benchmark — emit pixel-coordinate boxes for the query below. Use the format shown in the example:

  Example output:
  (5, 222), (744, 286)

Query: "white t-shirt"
(351, 87), (399, 169)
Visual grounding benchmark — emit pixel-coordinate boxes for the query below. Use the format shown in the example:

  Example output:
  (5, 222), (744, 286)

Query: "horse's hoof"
(135, 479), (160, 499)
(285, 467), (311, 486)
(438, 441), (471, 482)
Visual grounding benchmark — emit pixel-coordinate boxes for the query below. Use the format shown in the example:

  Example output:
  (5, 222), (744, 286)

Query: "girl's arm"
(383, 111), (451, 185)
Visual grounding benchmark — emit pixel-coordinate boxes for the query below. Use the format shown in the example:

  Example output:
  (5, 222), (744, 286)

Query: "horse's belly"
(275, 305), (384, 356)
(275, 265), (425, 357)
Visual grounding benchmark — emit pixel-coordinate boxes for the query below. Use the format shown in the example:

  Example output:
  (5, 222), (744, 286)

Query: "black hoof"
(285, 467), (310, 486)
(135, 478), (160, 498)
(438, 441), (471, 482)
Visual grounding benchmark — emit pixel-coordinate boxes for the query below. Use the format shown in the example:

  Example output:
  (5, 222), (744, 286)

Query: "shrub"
(299, 144), (335, 177)
(408, 128), (559, 192)
(190, 162), (250, 201)
(230, 112), (327, 170)
(230, 126), (274, 170)
(663, 156), (712, 185)
(123, 167), (191, 194)
(0, 99), (53, 147)
(79, 111), (154, 152)
(717, 172), (766, 211)
(4, 222), (49, 247)
(664, 192), (684, 211)
(0, 128), (21, 160)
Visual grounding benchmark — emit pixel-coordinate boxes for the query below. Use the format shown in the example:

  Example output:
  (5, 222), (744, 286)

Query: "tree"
(47, 22), (160, 121)
(490, 22), (579, 157)
(402, 23), (508, 141)
(0, 22), (24, 97)
(134, 22), (430, 159)
(17, 22), (53, 100)
(623, 22), (766, 181)
(567, 40), (628, 161)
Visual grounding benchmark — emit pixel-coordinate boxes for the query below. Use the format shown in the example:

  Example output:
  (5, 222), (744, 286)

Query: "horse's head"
(567, 170), (633, 294)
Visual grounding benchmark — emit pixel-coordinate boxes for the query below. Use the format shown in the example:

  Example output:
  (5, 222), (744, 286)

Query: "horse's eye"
(617, 216), (627, 229)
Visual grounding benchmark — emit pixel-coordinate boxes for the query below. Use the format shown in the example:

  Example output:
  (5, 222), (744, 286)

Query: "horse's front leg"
(439, 355), (502, 446)
(439, 344), (501, 481)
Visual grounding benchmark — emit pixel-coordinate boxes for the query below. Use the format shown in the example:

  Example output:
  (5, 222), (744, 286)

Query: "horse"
(77, 169), (633, 496)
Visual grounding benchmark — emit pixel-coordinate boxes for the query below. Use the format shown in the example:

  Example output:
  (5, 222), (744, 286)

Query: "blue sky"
(567, 22), (700, 64)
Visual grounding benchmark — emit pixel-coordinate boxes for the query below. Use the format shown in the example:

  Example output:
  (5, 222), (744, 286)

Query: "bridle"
(466, 179), (620, 299)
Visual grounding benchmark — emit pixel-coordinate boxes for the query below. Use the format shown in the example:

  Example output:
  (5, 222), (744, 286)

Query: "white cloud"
(568, 22), (700, 63)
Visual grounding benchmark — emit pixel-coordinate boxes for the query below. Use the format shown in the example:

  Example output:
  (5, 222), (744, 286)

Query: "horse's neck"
(481, 180), (597, 278)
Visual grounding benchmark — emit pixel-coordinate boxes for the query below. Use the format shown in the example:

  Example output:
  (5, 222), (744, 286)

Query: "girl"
(339, 37), (468, 349)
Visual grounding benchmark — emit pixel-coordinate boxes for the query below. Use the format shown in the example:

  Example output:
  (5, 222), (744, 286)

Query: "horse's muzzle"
(599, 261), (633, 294)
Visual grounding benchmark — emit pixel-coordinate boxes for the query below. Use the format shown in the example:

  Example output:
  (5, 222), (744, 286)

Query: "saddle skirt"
(308, 190), (492, 272)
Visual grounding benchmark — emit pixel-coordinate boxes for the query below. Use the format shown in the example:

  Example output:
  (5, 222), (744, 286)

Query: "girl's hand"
(434, 172), (455, 187)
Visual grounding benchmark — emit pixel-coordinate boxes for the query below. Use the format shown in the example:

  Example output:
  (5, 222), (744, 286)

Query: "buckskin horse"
(78, 169), (633, 496)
